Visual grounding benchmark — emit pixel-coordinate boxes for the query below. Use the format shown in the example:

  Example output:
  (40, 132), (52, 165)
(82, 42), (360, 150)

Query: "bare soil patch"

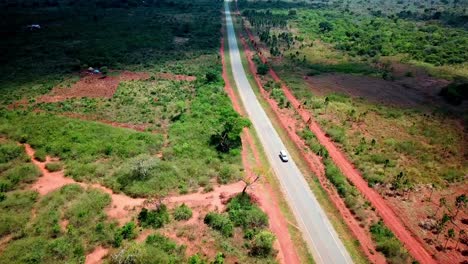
(85, 246), (109, 264)
(36, 71), (150, 103)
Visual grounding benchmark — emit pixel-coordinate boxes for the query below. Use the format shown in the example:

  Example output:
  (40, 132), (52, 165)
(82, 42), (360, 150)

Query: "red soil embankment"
(221, 36), (301, 264)
(241, 22), (437, 264)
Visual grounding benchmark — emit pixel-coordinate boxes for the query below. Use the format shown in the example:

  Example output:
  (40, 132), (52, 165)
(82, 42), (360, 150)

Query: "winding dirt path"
(221, 36), (301, 264)
(240, 17), (437, 264)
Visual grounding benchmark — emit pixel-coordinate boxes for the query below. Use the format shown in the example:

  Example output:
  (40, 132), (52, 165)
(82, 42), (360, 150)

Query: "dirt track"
(240, 21), (437, 264)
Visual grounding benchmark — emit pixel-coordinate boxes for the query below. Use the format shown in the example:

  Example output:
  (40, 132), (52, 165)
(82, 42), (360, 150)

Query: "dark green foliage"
(114, 222), (137, 247)
(256, 63), (269, 75)
(204, 212), (234, 237)
(45, 162), (62, 172)
(173, 203), (193, 221)
(439, 81), (468, 105)
(205, 71), (219, 83)
(370, 221), (410, 264)
(138, 205), (170, 229)
(249, 231), (276, 257)
(210, 106), (250, 153)
(319, 21), (333, 32)
(226, 194), (268, 230)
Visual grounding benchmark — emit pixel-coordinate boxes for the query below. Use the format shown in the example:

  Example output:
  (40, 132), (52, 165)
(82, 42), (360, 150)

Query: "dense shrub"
(173, 204), (193, 221)
(138, 205), (170, 229)
(257, 63), (269, 75)
(114, 222), (137, 247)
(204, 212), (234, 237)
(227, 194), (268, 230)
(249, 231), (276, 257)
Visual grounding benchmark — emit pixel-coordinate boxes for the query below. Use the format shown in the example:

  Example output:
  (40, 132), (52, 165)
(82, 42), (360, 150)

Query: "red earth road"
(240, 18), (437, 264)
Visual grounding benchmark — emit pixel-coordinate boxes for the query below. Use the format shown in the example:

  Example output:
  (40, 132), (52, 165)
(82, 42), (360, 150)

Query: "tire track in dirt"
(221, 36), (301, 264)
(239, 17), (437, 264)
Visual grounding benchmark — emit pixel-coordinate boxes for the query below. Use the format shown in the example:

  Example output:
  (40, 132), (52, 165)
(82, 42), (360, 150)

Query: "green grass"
(0, 184), (116, 264)
(45, 162), (62, 172)
(109, 234), (186, 264)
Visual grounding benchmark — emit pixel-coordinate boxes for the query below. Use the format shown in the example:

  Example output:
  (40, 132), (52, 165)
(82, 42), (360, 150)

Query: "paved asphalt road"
(224, 2), (353, 263)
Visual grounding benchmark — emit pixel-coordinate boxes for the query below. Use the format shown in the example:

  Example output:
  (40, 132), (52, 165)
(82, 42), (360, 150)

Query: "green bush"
(45, 162), (62, 172)
(138, 205), (170, 229)
(257, 63), (269, 75)
(370, 221), (410, 263)
(34, 149), (47, 162)
(227, 194), (268, 230)
(249, 231), (276, 257)
(204, 212), (234, 237)
(114, 222), (137, 247)
(173, 204), (193, 221)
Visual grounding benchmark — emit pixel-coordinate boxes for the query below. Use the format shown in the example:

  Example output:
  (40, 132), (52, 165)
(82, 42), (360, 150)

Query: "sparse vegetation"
(173, 204), (193, 221)
(370, 221), (410, 264)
